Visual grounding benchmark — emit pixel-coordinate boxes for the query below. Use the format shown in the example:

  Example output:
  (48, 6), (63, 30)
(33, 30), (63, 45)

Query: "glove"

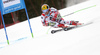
(48, 22), (56, 26)
(48, 21), (60, 28)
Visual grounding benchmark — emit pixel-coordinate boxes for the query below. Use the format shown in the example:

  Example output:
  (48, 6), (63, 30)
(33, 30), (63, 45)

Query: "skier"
(41, 4), (82, 28)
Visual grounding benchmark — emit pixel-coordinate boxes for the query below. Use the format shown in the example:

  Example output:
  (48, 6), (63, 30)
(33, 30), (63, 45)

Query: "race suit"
(41, 7), (77, 28)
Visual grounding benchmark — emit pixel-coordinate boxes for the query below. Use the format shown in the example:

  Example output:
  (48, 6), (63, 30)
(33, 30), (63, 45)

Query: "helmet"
(41, 4), (49, 13)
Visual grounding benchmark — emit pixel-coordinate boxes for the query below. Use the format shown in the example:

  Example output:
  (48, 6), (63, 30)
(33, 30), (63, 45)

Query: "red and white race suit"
(41, 7), (77, 28)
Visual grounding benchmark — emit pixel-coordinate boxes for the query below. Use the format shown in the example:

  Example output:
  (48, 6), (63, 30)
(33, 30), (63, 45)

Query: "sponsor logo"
(3, 0), (15, 4)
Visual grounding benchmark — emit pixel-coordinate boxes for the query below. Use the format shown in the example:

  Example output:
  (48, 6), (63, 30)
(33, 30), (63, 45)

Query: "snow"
(0, 0), (100, 55)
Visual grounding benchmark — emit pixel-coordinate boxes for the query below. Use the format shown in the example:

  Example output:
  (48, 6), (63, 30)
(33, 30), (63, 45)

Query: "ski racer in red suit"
(41, 4), (81, 28)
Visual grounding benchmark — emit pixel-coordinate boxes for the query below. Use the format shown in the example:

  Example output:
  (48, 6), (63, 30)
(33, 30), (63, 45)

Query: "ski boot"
(70, 21), (83, 26)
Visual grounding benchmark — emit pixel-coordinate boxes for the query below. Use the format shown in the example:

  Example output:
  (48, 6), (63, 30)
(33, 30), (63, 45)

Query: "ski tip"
(51, 30), (56, 34)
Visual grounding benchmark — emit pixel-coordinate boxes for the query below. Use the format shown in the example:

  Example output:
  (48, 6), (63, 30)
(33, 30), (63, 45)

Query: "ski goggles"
(42, 9), (49, 13)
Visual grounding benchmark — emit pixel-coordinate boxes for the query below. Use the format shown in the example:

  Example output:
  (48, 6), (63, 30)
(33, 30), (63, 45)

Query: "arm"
(41, 14), (49, 26)
(50, 8), (62, 21)
(41, 14), (60, 28)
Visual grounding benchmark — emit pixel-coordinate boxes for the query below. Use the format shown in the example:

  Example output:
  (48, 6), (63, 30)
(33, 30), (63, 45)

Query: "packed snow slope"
(0, 0), (100, 55)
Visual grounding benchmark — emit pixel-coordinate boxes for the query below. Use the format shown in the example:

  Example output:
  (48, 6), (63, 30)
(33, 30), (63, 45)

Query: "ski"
(51, 22), (93, 34)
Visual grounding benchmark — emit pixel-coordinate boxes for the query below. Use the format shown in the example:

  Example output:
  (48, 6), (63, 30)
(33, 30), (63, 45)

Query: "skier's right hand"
(48, 22), (55, 26)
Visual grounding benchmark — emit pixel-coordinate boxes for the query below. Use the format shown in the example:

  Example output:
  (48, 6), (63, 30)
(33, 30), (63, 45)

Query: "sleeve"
(50, 7), (57, 12)
(41, 14), (49, 26)
(50, 7), (60, 20)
